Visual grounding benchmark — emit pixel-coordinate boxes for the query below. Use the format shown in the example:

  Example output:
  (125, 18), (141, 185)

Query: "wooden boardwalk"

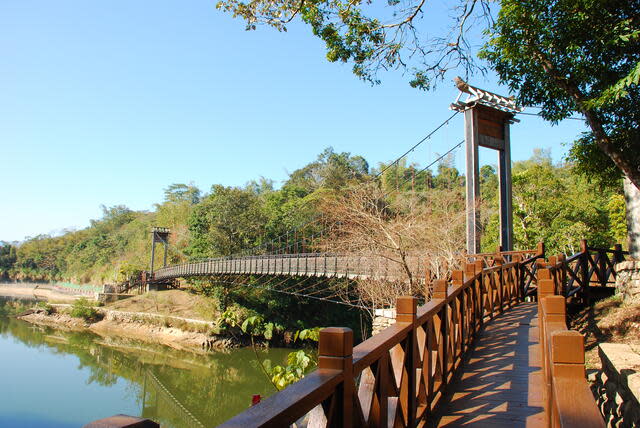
(433, 303), (546, 427)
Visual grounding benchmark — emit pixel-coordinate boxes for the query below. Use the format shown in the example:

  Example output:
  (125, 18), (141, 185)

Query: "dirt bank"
(570, 296), (640, 369)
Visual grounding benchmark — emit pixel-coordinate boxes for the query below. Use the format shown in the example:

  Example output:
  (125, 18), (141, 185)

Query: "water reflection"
(0, 298), (290, 427)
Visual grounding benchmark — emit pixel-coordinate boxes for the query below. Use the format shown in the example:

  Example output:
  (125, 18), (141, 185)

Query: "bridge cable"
(230, 111), (462, 258)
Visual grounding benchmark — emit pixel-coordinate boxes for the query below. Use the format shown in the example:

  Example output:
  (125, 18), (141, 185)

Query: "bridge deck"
(434, 303), (546, 427)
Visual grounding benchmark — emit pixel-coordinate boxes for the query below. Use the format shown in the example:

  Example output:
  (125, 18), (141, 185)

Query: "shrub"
(70, 298), (100, 322)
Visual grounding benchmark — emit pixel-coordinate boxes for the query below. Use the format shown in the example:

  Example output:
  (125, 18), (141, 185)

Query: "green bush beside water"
(69, 298), (100, 322)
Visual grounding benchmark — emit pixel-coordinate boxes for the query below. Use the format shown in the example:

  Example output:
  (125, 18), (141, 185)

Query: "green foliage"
(1, 147), (627, 337)
(294, 327), (321, 342)
(187, 185), (267, 258)
(163, 183), (201, 205)
(0, 242), (17, 274)
(566, 134), (622, 189)
(264, 349), (315, 390)
(70, 298), (100, 322)
(0, 300), (29, 317)
(480, 151), (624, 254)
(240, 315), (284, 340)
(260, 326), (321, 390)
(607, 194), (628, 244)
(481, 0), (640, 187)
(217, 307), (242, 329)
(586, 60), (640, 108)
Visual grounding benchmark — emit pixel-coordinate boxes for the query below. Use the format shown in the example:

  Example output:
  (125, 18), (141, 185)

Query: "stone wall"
(615, 261), (640, 304)
(590, 343), (640, 427)
(372, 308), (396, 335)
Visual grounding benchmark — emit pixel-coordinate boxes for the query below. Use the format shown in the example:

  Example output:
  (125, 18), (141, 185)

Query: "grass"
(105, 289), (221, 321)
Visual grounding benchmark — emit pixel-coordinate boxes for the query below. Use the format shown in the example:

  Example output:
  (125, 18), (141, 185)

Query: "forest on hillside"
(0, 147), (627, 286)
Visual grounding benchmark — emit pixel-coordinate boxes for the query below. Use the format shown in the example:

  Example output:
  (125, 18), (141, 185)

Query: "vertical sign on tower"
(450, 78), (522, 253)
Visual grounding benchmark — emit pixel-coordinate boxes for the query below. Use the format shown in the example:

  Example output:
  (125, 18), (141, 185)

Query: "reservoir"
(0, 297), (290, 428)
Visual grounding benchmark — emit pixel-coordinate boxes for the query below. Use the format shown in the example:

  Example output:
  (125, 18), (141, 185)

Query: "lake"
(0, 297), (291, 428)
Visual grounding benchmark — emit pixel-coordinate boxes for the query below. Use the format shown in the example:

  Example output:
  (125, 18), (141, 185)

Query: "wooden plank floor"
(433, 303), (546, 427)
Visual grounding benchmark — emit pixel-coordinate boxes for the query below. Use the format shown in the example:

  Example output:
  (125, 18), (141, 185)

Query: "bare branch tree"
(215, 0), (496, 88)
(318, 183), (467, 308)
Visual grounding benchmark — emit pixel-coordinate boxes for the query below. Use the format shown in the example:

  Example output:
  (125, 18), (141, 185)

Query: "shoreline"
(17, 309), (243, 353)
(4, 289), (268, 353)
(4, 285), (295, 354)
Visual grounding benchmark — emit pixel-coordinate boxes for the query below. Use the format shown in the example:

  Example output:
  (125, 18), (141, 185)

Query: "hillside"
(0, 148), (627, 287)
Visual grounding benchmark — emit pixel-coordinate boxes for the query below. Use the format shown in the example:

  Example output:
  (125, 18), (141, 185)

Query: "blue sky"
(0, 0), (585, 242)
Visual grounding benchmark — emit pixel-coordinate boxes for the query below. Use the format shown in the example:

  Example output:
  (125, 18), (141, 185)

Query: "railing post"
(557, 254), (566, 296)
(580, 239), (588, 253)
(495, 257), (505, 313)
(537, 270), (556, 314)
(465, 263), (482, 331)
(464, 262), (476, 276)
(537, 268), (557, 381)
(432, 279), (448, 299)
(512, 254), (523, 300)
(580, 239), (591, 305)
(541, 295), (567, 427)
(613, 243), (624, 264)
(318, 327), (354, 428)
(541, 295), (566, 325)
(452, 270), (467, 350)
(432, 280), (449, 391)
(549, 330), (587, 427)
(396, 296), (418, 427)
(451, 270), (463, 288)
(537, 241), (546, 257)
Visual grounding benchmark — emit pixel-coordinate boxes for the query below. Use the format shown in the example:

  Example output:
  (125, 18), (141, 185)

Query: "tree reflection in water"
(0, 298), (291, 428)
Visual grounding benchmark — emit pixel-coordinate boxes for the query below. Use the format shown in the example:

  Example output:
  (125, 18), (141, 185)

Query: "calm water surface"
(0, 298), (290, 428)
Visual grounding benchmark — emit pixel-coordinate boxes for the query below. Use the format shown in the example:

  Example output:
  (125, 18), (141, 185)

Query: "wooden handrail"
(217, 369), (343, 427)
(536, 240), (628, 304)
(218, 243), (622, 427)
(537, 268), (605, 428)
(220, 254), (524, 427)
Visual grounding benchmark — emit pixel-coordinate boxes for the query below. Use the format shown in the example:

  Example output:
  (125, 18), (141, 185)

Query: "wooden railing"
(219, 258), (523, 427)
(468, 242), (545, 298)
(543, 240), (627, 303)
(536, 266), (604, 427)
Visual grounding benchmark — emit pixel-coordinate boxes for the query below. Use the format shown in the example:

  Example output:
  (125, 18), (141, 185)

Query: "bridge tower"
(450, 78), (523, 253)
(150, 227), (170, 275)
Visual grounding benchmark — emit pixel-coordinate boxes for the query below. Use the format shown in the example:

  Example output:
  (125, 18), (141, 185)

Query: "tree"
(163, 183), (201, 205)
(217, 0), (640, 254)
(216, 0), (492, 88)
(481, 0), (640, 255)
(0, 242), (17, 276)
(187, 185), (268, 258)
(285, 147), (370, 192)
(319, 183), (466, 308)
(482, 0), (640, 186)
